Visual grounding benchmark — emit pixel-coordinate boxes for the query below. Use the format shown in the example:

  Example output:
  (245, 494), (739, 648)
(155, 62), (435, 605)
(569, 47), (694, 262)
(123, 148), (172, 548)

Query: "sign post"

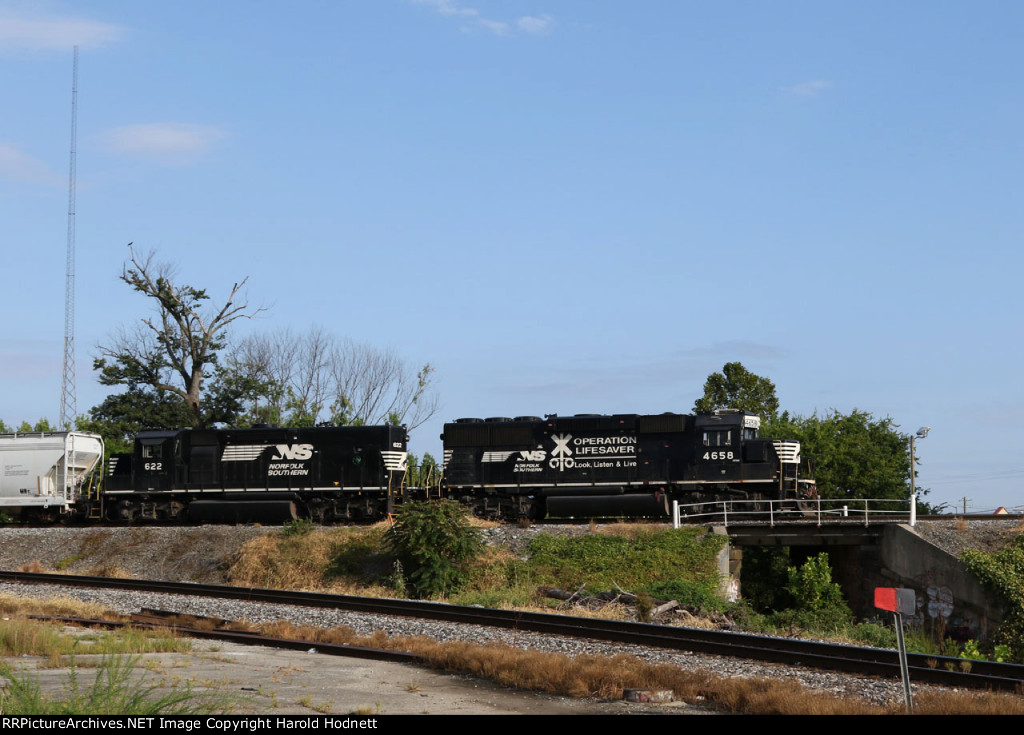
(875, 587), (916, 712)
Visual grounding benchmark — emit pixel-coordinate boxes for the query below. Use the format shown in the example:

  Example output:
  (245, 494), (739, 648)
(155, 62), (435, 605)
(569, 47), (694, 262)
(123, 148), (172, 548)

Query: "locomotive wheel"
(114, 501), (138, 523)
(303, 500), (329, 524)
(353, 498), (383, 522)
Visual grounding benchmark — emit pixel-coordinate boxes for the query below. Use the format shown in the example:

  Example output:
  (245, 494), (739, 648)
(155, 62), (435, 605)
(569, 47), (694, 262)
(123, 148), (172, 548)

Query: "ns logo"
(272, 444), (314, 461)
(519, 450), (545, 461)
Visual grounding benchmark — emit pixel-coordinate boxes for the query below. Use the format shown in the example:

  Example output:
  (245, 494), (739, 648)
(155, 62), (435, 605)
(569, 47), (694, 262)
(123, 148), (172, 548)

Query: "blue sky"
(2, 1), (1021, 513)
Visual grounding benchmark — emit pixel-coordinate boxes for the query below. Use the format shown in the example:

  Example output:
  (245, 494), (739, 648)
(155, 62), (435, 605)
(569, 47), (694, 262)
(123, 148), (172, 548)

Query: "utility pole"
(59, 46), (78, 431)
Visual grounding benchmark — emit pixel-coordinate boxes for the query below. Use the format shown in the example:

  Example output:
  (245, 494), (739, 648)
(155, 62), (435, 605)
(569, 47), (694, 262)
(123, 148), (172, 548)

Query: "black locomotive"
(104, 424), (409, 523)
(442, 409), (813, 520)
(99, 408), (812, 523)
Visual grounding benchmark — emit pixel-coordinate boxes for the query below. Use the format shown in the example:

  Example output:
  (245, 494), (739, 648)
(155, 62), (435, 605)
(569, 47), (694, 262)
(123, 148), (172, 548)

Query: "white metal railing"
(671, 496), (918, 528)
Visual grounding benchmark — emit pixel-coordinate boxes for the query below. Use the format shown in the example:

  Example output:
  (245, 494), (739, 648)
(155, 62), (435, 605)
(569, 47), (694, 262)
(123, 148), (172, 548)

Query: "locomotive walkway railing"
(673, 496), (917, 528)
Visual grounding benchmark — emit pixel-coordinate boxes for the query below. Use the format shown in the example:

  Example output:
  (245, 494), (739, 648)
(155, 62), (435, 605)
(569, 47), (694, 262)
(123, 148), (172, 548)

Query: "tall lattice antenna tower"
(59, 46), (78, 431)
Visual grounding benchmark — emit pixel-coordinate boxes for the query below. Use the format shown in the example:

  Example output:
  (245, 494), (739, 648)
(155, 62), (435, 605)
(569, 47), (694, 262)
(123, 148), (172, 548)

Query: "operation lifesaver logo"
(513, 433), (638, 473)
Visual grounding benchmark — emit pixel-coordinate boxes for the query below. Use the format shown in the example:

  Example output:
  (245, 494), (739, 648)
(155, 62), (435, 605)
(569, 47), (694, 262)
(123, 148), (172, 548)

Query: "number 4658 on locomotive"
(441, 409), (815, 520)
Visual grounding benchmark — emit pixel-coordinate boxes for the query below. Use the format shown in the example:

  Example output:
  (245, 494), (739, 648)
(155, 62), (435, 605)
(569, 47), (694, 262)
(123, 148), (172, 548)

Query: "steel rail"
(4, 570), (1023, 691)
(33, 612), (418, 664)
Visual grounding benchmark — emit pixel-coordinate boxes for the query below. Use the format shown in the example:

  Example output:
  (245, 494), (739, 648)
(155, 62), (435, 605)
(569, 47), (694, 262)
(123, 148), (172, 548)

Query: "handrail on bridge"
(672, 495), (919, 529)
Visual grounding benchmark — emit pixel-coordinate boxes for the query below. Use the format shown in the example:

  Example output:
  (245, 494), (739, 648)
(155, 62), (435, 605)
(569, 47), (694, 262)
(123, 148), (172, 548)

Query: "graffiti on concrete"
(926, 584), (954, 619)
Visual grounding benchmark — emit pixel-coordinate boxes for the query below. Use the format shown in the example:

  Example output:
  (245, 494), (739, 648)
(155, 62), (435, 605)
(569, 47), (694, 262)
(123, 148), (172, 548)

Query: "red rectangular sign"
(875, 587), (915, 614)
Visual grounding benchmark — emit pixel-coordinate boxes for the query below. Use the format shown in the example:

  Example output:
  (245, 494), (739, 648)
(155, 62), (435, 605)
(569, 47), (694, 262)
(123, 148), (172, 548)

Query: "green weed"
(0, 656), (235, 715)
(281, 518), (316, 538)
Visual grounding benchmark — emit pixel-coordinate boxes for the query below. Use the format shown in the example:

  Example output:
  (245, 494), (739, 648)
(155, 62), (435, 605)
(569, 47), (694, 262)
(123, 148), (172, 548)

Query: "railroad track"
(38, 608), (419, 664)
(2, 569), (1022, 692)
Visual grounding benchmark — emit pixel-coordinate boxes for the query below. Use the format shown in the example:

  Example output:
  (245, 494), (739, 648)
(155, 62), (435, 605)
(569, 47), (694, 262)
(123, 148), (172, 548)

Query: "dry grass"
(402, 636), (1024, 714)
(84, 563), (133, 579)
(239, 618), (1024, 715)
(914, 688), (1024, 715)
(393, 639), (897, 713)
(955, 517), (969, 532)
(226, 525), (392, 594)
(19, 561), (47, 574)
(0, 592), (122, 621)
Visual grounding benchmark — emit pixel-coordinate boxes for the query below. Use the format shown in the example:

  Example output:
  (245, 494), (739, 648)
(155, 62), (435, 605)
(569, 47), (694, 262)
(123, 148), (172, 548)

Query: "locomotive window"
(703, 430), (732, 447)
(743, 428), (757, 440)
(142, 445), (162, 459)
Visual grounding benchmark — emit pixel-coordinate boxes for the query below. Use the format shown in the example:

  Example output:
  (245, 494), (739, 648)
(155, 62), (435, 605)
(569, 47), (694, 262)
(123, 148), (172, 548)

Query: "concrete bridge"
(712, 520), (1000, 640)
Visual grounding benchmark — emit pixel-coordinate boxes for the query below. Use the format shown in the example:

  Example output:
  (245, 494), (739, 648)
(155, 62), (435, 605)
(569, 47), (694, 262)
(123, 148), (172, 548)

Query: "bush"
(961, 536), (1024, 662)
(646, 579), (732, 614)
(773, 553), (853, 632)
(385, 501), (482, 599)
(845, 621), (898, 649)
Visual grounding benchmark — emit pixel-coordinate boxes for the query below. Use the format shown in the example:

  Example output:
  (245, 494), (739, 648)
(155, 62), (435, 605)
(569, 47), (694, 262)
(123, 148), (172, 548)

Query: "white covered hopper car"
(0, 432), (103, 520)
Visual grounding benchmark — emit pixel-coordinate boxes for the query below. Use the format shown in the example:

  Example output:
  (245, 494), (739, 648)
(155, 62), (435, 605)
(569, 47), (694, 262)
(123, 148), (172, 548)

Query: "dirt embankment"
(0, 518), (1018, 586)
(0, 526), (276, 582)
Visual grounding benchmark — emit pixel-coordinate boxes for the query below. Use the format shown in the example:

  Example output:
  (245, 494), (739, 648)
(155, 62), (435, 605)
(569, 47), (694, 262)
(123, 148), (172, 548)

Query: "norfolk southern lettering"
(267, 443), (312, 477)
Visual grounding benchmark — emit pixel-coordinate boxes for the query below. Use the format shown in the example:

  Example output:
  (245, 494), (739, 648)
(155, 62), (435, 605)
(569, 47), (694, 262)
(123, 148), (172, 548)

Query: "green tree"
(93, 245), (263, 428)
(15, 419), (54, 433)
(694, 362), (780, 420)
(763, 410), (913, 501)
(385, 500), (482, 598)
(79, 388), (194, 454)
(693, 364), (917, 501)
(81, 361), (268, 453)
(405, 452), (440, 487)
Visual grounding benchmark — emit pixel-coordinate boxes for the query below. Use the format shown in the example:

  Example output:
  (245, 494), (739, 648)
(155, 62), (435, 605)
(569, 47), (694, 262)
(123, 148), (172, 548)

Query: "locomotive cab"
(694, 410), (809, 499)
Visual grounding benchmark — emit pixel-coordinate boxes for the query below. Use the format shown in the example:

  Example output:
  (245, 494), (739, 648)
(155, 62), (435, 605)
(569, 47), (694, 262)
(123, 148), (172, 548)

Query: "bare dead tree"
(94, 244), (264, 427)
(225, 328), (331, 426)
(220, 331), (290, 424)
(289, 327), (334, 424)
(330, 339), (439, 429)
(227, 327), (439, 429)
